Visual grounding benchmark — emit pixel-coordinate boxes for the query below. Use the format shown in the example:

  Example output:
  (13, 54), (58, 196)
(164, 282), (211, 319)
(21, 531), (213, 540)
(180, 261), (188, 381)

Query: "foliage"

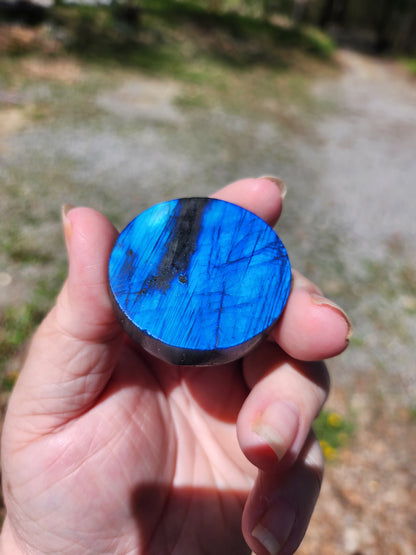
(0, 303), (42, 389)
(47, 0), (336, 69)
(314, 410), (354, 461)
(0, 271), (65, 390)
(1, 0), (415, 55)
(402, 58), (416, 76)
(0, 1), (336, 67)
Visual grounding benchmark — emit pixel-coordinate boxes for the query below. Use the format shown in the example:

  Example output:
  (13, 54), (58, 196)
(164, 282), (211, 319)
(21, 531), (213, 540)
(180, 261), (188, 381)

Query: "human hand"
(0, 178), (351, 555)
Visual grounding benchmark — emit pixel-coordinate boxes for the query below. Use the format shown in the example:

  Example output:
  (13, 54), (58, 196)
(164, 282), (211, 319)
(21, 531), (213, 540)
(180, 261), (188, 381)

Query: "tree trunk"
(394, 5), (416, 53)
(319, 0), (348, 27)
(374, 0), (395, 52)
(319, 0), (335, 27)
(334, 0), (348, 25)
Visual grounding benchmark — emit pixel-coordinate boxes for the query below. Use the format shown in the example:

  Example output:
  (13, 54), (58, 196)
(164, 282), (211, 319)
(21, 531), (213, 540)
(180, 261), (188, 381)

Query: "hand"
(0, 178), (351, 555)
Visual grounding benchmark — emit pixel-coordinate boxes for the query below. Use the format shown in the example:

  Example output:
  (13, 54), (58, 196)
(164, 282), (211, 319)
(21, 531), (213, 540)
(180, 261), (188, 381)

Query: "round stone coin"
(108, 197), (291, 365)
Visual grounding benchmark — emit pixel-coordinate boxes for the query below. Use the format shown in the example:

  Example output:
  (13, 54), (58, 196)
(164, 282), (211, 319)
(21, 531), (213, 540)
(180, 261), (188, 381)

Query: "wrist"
(0, 517), (26, 555)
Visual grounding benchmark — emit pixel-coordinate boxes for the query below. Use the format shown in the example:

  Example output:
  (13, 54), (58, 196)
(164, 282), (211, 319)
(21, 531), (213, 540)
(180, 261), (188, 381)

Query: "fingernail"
(252, 401), (299, 462)
(252, 523), (281, 555)
(252, 499), (296, 555)
(291, 270), (323, 296)
(61, 204), (75, 250)
(258, 176), (288, 201)
(311, 293), (354, 340)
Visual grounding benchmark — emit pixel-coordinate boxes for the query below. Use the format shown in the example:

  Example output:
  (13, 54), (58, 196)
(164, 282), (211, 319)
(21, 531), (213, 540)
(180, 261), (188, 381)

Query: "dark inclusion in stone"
(108, 197), (291, 366)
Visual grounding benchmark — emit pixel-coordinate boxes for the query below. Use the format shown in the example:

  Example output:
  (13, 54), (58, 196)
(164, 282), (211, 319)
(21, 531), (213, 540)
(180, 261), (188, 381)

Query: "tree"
(319, 0), (349, 28)
(394, 2), (416, 53)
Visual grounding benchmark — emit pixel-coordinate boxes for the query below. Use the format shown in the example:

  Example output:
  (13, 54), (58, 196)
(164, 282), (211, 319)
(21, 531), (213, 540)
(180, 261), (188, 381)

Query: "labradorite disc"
(108, 198), (291, 366)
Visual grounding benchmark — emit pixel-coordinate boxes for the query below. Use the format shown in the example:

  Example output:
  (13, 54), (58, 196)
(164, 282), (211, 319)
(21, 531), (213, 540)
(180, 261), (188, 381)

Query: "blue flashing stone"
(108, 198), (291, 365)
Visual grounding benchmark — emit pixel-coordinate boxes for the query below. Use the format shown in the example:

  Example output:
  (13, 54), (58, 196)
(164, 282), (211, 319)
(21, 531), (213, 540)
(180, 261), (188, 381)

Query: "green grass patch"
(48, 1), (335, 74)
(0, 229), (53, 264)
(0, 302), (43, 390)
(0, 267), (66, 390)
(0, 2), (337, 128)
(402, 57), (416, 76)
(314, 410), (355, 461)
(409, 406), (416, 422)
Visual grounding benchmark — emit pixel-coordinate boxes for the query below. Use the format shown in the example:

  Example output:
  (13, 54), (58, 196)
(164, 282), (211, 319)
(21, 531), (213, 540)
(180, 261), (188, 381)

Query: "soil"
(0, 45), (415, 553)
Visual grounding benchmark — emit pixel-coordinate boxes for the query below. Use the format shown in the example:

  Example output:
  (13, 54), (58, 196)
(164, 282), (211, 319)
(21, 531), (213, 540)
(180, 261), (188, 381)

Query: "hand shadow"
(130, 440), (322, 555)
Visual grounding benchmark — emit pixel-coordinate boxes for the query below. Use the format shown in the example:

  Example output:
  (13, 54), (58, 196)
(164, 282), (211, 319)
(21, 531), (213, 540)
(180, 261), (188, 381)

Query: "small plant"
(402, 57), (416, 76)
(409, 406), (416, 422)
(0, 303), (43, 390)
(1, 304), (42, 357)
(0, 268), (65, 391)
(314, 409), (354, 461)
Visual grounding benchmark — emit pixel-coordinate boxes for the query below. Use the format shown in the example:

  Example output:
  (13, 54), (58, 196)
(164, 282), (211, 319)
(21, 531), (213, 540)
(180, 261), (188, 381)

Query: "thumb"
(58, 205), (121, 342)
(7, 206), (124, 436)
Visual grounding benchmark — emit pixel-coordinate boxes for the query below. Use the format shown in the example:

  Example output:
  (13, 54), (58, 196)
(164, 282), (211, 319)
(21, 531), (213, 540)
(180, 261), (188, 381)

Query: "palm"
(2, 180), (346, 554)
(7, 342), (255, 554)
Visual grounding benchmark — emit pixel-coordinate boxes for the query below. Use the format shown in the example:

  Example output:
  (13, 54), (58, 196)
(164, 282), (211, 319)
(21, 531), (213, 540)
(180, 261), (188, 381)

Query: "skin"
(0, 178), (351, 555)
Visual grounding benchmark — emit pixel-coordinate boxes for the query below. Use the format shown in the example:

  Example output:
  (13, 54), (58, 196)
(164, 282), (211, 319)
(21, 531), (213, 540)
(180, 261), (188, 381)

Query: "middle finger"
(237, 342), (330, 472)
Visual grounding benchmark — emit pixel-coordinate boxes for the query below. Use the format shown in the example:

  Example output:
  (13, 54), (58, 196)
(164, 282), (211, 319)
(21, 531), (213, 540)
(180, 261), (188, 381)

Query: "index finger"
(212, 177), (352, 361)
(211, 176), (286, 226)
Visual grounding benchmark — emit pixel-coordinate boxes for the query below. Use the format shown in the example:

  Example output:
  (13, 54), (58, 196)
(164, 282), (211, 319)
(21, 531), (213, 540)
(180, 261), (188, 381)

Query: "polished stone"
(109, 198), (291, 365)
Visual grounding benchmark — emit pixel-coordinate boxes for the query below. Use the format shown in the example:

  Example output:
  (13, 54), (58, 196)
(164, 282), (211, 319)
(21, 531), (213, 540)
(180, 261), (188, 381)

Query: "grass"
(0, 268), (66, 382)
(49, 1), (335, 66)
(353, 257), (416, 344)
(0, 0), (341, 137)
(402, 57), (416, 76)
(38, 0), (336, 124)
(0, 226), (54, 265)
(0, 303), (44, 389)
(410, 406), (416, 422)
(0, 178), (67, 386)
(0, 0), (336, 73)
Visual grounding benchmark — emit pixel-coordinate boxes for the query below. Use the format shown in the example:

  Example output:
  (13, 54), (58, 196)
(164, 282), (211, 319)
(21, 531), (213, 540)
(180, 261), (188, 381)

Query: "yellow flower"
(323, 444), (338, 461)
(5, 370), (19, 385)
(319, 439), (329, 450)
(327, 412), (343, 428)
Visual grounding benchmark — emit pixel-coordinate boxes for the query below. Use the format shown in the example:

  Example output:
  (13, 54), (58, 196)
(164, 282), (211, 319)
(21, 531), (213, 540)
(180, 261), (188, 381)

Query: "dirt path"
(297, 50), (416, 555)
(295, 49), (416, 403)
(315, 49), (416, 259)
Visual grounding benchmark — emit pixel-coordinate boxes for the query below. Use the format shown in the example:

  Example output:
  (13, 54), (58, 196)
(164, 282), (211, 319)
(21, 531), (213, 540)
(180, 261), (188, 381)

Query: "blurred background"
(0, 0), (415, 552)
